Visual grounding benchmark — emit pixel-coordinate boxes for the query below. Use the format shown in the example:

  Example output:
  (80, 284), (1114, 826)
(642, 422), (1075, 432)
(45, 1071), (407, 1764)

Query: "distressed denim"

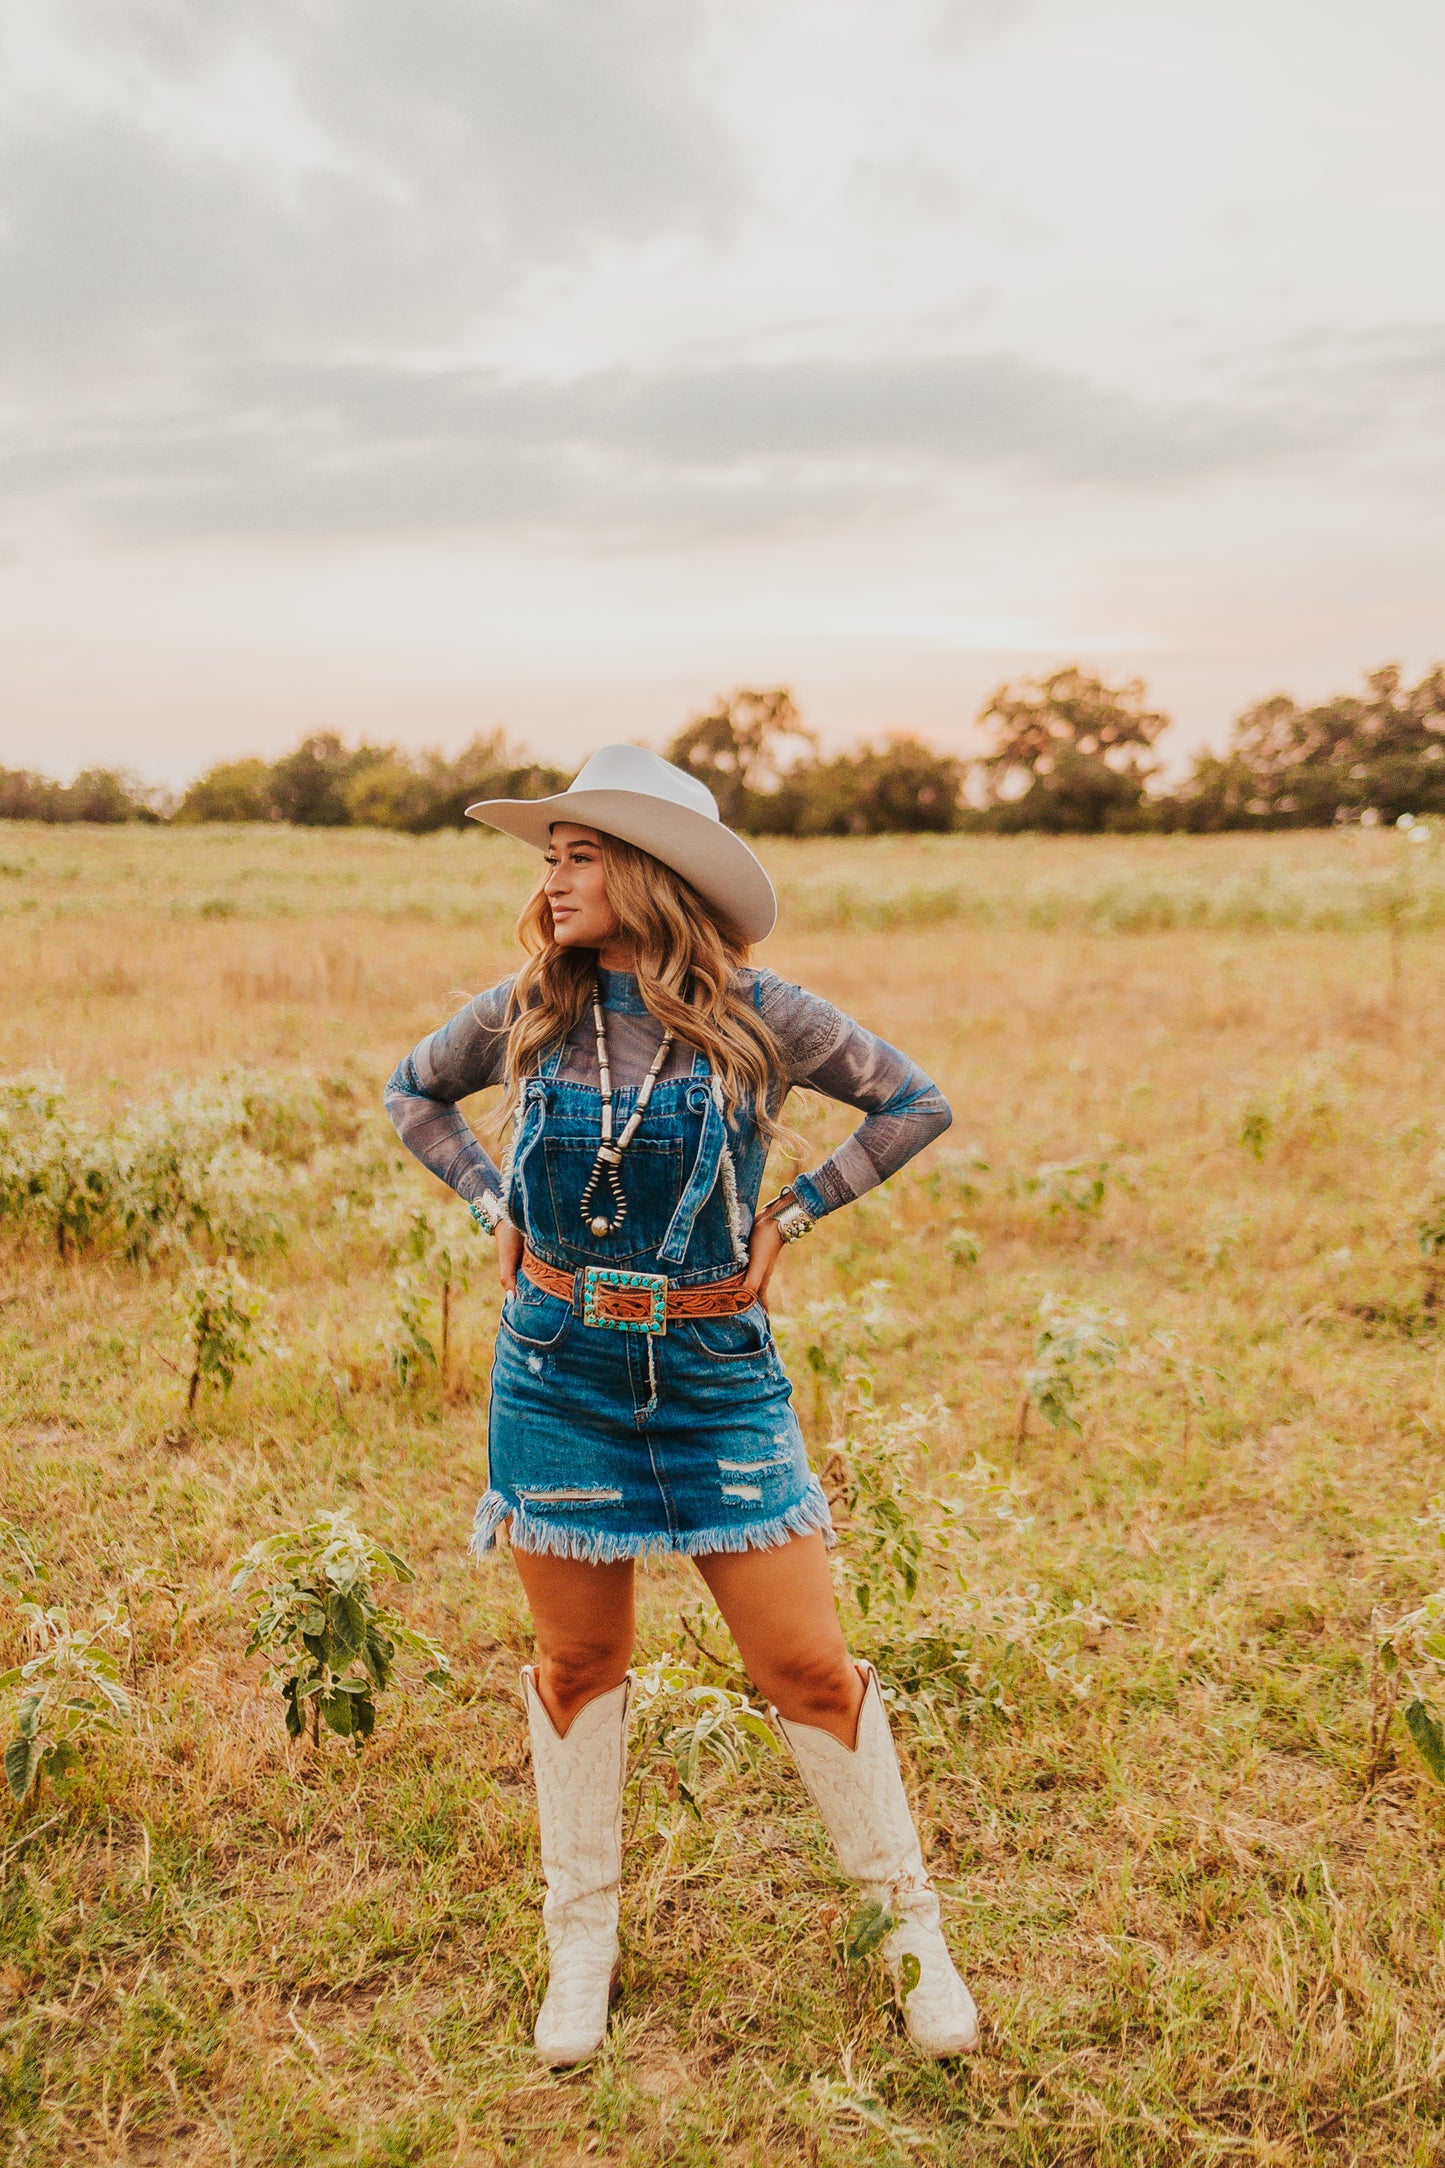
(384, 967), (952, 1562)
(474, 1035), (831, 1561)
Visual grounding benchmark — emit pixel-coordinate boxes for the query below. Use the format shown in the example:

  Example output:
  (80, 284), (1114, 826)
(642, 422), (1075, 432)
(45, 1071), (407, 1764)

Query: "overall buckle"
(581, 1265), (668, 1336)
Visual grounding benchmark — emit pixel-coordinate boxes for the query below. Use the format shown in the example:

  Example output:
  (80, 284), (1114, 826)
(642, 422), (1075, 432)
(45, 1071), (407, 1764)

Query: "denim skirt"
(472, 1270), (835, 1564)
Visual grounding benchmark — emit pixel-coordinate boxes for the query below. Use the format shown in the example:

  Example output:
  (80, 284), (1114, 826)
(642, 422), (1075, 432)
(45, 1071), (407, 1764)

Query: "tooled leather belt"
(520, 1247), (755, 1334)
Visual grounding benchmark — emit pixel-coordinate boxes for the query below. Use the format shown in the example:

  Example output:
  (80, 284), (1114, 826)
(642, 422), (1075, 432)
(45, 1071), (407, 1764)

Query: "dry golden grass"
(2, 822), (1445, 2166)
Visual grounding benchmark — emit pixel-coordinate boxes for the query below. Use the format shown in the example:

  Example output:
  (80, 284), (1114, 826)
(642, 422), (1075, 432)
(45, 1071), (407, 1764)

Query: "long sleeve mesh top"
(384, 965), (951, 1228)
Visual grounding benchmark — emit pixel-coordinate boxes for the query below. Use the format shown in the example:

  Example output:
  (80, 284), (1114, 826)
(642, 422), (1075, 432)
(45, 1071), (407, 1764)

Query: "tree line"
(3, 663), (1442, 835)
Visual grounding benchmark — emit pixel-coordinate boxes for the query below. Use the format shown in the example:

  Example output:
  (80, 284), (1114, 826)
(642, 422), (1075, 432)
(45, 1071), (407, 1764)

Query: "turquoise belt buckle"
(582, 1265), (668, 1335)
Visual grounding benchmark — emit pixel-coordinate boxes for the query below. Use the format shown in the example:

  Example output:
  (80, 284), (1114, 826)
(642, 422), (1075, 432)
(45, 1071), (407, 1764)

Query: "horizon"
(2, 1), (1443, 788)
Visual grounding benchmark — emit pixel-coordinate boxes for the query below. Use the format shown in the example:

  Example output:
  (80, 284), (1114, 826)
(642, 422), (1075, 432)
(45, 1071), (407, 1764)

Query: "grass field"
(3, 822), (1445, 2167)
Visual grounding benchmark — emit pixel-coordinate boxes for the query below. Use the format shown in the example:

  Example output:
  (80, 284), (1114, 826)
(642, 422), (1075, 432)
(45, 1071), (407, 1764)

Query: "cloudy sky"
(1, 0), (1442, 784)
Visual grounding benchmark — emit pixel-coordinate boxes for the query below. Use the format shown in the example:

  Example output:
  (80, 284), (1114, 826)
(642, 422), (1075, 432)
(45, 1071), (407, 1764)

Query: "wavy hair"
(492, 833), (789, 1144)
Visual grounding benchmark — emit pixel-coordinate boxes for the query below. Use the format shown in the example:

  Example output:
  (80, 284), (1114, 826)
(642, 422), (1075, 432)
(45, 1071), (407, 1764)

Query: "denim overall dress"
(472, 1010), (834, 1564)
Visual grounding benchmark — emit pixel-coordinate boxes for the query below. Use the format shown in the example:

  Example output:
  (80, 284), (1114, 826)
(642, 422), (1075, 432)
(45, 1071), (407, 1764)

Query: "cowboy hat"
(465, 744), (778, 944)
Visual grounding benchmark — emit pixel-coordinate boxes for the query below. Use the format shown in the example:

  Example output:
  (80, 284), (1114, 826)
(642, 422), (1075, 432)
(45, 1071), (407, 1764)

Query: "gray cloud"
(0, 1), (1411, 552)
(1, 349), (1371, 545)
(0, 0), (732, 387)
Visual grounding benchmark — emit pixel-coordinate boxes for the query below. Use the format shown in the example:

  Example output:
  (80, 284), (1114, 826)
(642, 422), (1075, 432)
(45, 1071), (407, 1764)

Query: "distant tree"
(0, 769), (60, 821)
(171, 731), (570, 832)
(63, 770), (159, 822)
(0, 767), (159, 823)
(342, 755), (436, 832)
(758, 737), (964, 836)
(1164, 751), (1270, 833)
(175, 758), (275, 823)
(402, 733), (572, 833)
(848, 739), (963, 832)
(977, 668), (1171, 833)
(267, 734), (390, 826)
(1178, 665), (1445, 828)
(666, 689), (815, 825)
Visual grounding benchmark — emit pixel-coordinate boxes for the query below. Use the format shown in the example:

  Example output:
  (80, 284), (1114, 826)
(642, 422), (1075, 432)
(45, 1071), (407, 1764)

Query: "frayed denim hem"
(468, 1476), (836, 1565)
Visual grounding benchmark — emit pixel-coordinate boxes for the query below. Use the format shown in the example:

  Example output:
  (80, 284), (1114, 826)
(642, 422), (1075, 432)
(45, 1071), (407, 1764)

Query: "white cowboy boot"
(775, 1664), (979, 2056)
(522, 1666), (633, 2068)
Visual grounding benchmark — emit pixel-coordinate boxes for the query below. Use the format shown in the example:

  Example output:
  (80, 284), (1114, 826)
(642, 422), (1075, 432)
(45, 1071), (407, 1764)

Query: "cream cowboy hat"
(465, 744), (778, 943)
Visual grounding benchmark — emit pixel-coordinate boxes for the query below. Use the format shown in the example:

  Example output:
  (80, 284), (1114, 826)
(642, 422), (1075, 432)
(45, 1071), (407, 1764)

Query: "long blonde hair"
(493, 833), (788, 1143)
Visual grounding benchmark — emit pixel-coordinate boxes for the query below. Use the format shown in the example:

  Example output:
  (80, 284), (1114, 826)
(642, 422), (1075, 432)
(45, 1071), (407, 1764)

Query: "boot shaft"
(774, 1665), (928, 1892)
(522, 1668), (633, 1909)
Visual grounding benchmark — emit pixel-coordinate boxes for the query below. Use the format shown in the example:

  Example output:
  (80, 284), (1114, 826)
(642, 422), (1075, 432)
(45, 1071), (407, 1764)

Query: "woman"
(385, 744), (978, 2065)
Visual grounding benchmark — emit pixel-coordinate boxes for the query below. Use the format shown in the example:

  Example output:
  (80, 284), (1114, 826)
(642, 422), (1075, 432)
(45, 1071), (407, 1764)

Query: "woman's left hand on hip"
(743, 1213), (785, 1310)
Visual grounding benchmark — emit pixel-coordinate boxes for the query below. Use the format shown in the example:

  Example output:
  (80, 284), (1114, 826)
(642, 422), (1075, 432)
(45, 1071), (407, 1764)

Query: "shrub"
(0, 1069), (358, 1264)
(176, 1260), (281, 1414)
(1, 1602), (132, 1801)
(232, 1509), (450, 1751)
(773, 1283), (892, 1433)
(371, 1198), (475, 1388)
(1416, 1167), (1445, 1314)
(1373, 1498), (1445, 1785)
(174, 758), (274, 823)
(114, 1095), (283, 1262)
(0, 766), (163, 823)
(1023, 1157), (1110, 1217)
(177, 730), (570, 832)
(830, 1395), (937, 1621)
(631, 1662), (775, 1817)
(0, 1076), (113, 1258)
(1021, 1292), (1127, 1437)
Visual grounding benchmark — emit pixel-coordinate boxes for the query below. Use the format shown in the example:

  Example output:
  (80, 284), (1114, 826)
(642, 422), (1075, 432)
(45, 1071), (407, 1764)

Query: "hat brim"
(464, 788), (778, 944)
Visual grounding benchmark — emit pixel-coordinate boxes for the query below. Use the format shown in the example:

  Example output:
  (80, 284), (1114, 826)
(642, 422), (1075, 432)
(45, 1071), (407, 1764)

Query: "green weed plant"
(1, 1600), (132, 1801)
(232, 1508), (451, 1751)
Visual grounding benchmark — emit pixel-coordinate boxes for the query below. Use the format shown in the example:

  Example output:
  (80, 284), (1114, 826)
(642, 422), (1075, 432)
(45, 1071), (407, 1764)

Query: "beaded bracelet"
(774, 1198), (816, 1244)
(762, 1187), (817, 1244)
(469, 1191), (511, 1238)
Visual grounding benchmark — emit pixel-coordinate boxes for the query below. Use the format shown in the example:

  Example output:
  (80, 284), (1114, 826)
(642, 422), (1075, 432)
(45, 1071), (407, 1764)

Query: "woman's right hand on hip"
(498, 1221), (523, 1293)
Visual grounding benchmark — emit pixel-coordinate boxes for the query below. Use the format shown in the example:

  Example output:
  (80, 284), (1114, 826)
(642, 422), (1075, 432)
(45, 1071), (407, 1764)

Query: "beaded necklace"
(578, 978), (675, 1239)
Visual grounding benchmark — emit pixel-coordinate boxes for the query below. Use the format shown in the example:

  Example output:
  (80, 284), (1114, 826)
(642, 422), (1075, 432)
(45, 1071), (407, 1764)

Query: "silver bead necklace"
(578, 978), (674, 1239)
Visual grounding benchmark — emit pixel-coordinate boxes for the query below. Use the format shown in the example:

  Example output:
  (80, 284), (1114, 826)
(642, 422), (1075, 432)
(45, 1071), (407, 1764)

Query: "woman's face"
(544, 823), (622, 952)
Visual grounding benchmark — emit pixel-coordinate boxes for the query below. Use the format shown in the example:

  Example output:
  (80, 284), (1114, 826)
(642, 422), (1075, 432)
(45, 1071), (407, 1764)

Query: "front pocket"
(678, 1302), (773, 1362)
(499, 1285), (574, 1352)
(541, 1135), (685, 1264)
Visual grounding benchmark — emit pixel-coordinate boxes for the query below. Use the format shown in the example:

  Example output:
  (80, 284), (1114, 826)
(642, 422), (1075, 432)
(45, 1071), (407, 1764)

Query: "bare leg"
(510, 1549), (637, 1736)
(695, 1532), (865, 1746)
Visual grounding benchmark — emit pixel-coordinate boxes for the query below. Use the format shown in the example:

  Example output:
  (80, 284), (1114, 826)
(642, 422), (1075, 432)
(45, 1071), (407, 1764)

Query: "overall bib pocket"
(541, 1135), (686, 1265)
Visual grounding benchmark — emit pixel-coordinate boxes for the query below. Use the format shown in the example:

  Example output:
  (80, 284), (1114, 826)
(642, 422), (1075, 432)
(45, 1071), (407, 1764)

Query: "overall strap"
(656, 1047), (724, 1265)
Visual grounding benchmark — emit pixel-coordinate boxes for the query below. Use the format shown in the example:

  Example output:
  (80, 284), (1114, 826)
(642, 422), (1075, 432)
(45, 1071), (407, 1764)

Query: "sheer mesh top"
(384, 965), (950, 1226)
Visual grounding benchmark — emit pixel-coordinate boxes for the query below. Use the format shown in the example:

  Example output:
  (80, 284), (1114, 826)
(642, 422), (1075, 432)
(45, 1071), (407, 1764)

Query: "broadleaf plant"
(631, 1660), (775, 1817)
(1416, 1165), (1445, 1315)
(1021, 1291), (1127, 1437)
(177, 1258), (281, 1414)
(1374, 1495), (1445, 1787)
(1, 1602), (133, 1801)
(0, 1076), (113, 1259)
(232, 1508), (451, 1752)
(1023, 1157), (1110, 1217)
(370, 1199), (475, 1389)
